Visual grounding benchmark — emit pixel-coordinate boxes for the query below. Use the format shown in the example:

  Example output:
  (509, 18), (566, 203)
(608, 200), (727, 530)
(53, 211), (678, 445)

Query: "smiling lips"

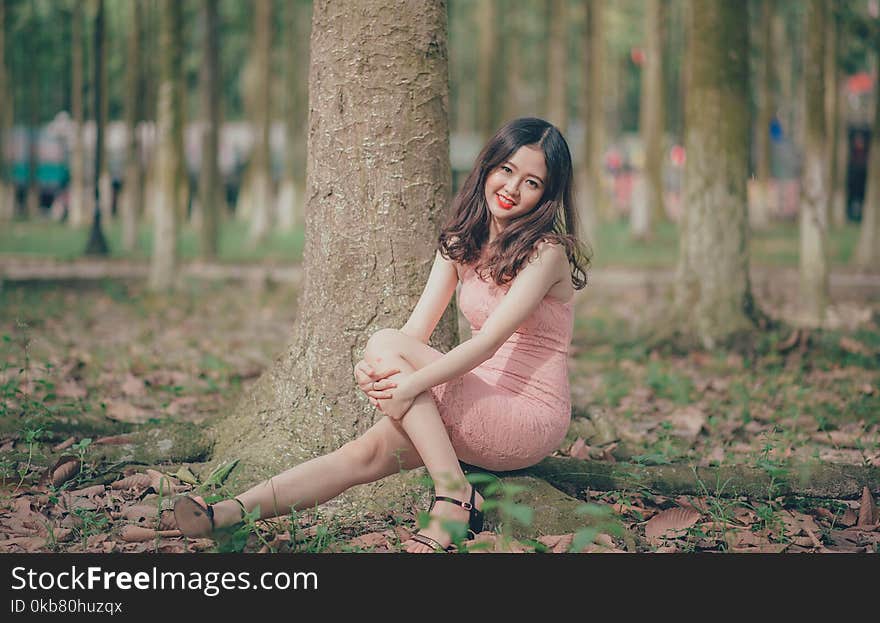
(495, 193), (516, 210)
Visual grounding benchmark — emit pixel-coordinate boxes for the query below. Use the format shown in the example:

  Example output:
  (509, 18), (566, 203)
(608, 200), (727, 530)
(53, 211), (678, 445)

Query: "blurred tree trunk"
(825, 3), (845, 228)
(121, 0), (144, 252)
(98, 0), (111, 224)
(798, 0), (829, 326)
(246, 0), (273, 244)
(25, 2), (39, 219)
(673, 0), (761, 349)
(197, 0), (220, 259)
(752, 0), (774, 230)
(578, 0), (604, 241)
(0, 0), (10, 222)
(854, 22), (880, 269)
(277, 0), (309, 232)
(501, 2), (523, 122)
(85, 0), (109, 255)
(148, 0), (182, 289)
(477, 0), (500, 141)
(68, 0), (87, 227)
(632, 0), (666, 240)
(546, 0), (567, 133)
(211, 0), (457, 505)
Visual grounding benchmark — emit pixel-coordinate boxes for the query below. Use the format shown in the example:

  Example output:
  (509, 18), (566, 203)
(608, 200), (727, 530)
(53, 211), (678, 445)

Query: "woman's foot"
(403, 485), (484, 553)
(173, 495), (247, 538)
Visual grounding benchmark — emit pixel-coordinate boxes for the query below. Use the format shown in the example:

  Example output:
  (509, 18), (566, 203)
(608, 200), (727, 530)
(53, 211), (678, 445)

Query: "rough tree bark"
(632, 0), (666, 240)
(121, 0), (144, 253)
(210, 0), (458, 515)
(148, 0), (182, 290)
(246, 0), (273, 245)
(853, 20), (880, 269)
(673, 0), (761, 349)
(798, 0), (829, 326)
(546, 0), (567, 133)
(276, 0), (309, 232)
(752, 0), (774, 231)
(197, 0), (220, 260)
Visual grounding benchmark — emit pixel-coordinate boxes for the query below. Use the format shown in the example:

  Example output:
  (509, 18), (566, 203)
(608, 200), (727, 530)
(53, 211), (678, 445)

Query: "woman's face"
(483, 144), (547, 234)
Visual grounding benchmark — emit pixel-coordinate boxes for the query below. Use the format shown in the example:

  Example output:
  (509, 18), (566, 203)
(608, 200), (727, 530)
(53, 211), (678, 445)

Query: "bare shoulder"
(528, 239), (569, 270)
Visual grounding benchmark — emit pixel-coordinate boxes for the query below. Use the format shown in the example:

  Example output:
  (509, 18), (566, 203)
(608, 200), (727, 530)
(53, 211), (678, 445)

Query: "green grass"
(0, 217), (862, 269)
(0, 219), (304, 263)
(587, 219), (861, 269)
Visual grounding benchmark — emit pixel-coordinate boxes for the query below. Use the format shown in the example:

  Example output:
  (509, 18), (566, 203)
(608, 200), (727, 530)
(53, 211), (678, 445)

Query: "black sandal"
(407, 485), (484, 552)
(173, 495), (247, 538)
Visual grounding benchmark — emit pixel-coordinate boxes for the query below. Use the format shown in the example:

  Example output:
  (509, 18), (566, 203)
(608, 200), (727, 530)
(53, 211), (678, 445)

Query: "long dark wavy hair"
(439, 117), (591, 289)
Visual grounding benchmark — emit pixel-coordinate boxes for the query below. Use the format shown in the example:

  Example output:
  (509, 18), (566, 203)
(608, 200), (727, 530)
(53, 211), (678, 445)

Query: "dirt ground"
(0, 268), (878, 553)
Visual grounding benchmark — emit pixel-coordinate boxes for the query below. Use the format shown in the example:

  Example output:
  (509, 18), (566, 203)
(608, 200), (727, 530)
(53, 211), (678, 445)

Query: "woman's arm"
(396, 242), (567, 399)
(399, 250), (459, 344)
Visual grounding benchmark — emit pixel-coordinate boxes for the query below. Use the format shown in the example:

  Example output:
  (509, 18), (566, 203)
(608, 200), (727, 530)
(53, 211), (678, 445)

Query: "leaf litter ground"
(0, 273), (877, 553)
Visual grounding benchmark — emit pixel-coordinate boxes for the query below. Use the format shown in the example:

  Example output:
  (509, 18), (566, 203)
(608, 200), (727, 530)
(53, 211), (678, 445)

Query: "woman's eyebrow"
(504, 161), (544, 184)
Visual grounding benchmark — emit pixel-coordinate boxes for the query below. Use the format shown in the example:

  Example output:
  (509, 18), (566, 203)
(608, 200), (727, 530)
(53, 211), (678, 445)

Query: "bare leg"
(207, 329), (482, 552)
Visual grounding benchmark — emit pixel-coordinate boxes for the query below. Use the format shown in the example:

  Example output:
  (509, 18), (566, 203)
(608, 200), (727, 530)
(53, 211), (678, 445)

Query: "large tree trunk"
(197, 0), (220, 259)
(752, 0), (774, 231)
(148, 0), (182, 290)
(578, 0), (604, 244)
(632, 0), (666, 240)
(246, 0), (273, 245)
(68, 0), (87, 227)
(276, 0), (309, 232)
(853, 22), (880, 269)
(211, 0), (457, 510)
(798, 0), (829, 326)
(121, 0), (144, 252)
(546, 0), (567, 133)
(673, 0), (760, 349)
(0, 0), (10, 222)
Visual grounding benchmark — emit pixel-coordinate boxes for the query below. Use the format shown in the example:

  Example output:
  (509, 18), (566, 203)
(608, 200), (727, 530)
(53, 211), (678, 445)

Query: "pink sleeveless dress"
(428, 261), (575, 471)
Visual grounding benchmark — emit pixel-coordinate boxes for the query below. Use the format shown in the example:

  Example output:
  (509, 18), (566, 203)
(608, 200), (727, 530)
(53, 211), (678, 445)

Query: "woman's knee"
(339, 436), (382, 479)
(365, 328), (412, 370)
(365, 328), (402, 358)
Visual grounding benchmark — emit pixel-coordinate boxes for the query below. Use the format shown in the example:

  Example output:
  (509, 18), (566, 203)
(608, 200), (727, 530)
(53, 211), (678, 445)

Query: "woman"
(174, 117), (590, 553)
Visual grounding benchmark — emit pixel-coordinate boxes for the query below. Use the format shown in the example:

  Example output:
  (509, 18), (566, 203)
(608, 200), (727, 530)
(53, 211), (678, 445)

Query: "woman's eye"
(527, 180), (539, 189)
(501, 166), (512, 173)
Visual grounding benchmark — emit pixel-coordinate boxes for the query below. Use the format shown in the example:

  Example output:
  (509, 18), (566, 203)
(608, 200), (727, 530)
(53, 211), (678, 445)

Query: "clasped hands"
(353, 359), (418, 420)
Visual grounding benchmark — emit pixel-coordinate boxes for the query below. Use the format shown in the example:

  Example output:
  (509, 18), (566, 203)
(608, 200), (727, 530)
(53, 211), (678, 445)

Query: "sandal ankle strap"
(232, 497), (248, 520)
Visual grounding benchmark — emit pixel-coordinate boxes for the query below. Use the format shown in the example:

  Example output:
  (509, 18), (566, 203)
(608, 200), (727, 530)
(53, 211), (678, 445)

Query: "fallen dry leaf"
(47, 456), (80, 487)
(51, 437), (76, 452)
(667, 406), (706, 442)
(839, 336), (872, 356)
(121, 374), (146, 397)
(111, 473), (152, 490)
(348, 532), (388, 550)
(146, 469), (180, 496)
(857, 487), (878, 528)
(644, 507), (701, 544)
(104, 400), (153, 424)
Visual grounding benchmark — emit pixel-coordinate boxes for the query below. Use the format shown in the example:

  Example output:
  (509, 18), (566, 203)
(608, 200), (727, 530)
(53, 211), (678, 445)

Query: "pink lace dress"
(428, 261), (575, 471)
